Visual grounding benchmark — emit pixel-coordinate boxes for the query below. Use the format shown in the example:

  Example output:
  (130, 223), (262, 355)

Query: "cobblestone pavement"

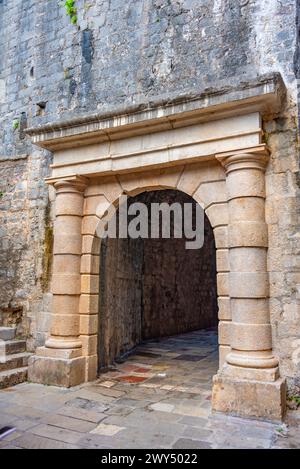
(0, 329), (299, 449)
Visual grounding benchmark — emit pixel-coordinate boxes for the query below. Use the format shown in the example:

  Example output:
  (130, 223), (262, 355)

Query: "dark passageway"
(98, 190), (218, 371)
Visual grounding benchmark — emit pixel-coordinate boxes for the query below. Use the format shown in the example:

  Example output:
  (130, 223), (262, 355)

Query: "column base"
(212, 372), (287, 422)
(28, 353), (86, 388)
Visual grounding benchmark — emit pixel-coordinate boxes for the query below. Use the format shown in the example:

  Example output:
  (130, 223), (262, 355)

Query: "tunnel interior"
(98, 189), (218, 371)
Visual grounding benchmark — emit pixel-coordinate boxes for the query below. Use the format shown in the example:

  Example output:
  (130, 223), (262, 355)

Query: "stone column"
(212, 148), (286, 421)
(28, 176), (88, 387)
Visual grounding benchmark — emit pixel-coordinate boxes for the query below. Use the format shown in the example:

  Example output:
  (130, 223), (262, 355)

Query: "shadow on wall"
(0, 306), (23, 331)
(98, 190), (218, 370)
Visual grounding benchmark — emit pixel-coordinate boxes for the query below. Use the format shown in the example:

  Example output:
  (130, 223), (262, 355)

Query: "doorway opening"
(98, 189), (218, 374)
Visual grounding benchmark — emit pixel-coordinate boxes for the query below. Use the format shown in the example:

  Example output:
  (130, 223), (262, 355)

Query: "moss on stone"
(41, 206), (53, 292)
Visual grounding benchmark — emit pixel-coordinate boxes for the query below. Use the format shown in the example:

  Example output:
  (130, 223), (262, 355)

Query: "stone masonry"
(0, 0), (299, 420)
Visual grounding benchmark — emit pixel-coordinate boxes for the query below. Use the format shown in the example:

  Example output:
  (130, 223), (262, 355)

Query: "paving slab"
(42, 414), (97, 433)
(149, 402), (175, 412)
(64, 396), (109, 413)
(2, 403), (50, 420)
(179, 415), (209, 427)
(57, 406), (106, 423)
(0, 411), (18, 426)
(173, 438), (212, 449)
(13, 433), (80, 449)
(10, 418), (40, 431)
(28, 424), (83, 445)
(0, 444), (22, 449)
(90, 423), (125, 436)
(183, 426), (213, 441)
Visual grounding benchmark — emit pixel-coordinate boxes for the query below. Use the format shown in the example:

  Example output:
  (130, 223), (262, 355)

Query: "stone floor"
(0, 328), (299, 449)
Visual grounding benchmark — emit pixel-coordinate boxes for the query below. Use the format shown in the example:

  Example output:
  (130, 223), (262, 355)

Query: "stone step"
(0, 327), (16, 341)
(0, 339), (27, 356)
(0, 352), (31, 373)
(0, 367), (28, 389)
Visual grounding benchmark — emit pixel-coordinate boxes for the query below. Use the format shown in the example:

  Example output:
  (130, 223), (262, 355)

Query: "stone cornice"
(26, 73), (285, 151)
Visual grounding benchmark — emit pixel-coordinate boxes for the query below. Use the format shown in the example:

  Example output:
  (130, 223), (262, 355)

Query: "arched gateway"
(98, 189), (218, 371)
(27, 75), (286, 421)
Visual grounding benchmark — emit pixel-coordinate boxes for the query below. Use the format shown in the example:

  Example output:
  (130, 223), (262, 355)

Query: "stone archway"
(29, 155), (285, 420)
(27, 80), (287, 421)
(97, 188), (218, 371)
(81, 163), (229, 378)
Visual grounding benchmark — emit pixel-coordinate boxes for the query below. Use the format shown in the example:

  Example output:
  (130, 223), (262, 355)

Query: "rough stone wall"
(0, 157), (29, 332)
(141, 191), (218, 340)
(0, 1), (299, 392)
(99, 190), (217, 368)
(260, 2), (300, 395)
(99, 235), (144, 369)
(0, 0), (297, 142)
(0, 147), (53, 347)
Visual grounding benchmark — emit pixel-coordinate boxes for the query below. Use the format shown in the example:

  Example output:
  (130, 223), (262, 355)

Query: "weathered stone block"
(0, 327), (16, 341)
(28, 355), (86, 388)
(80, 315), (98, 335)
(218, 321), (231, 346)
(212, 374), (286, 422)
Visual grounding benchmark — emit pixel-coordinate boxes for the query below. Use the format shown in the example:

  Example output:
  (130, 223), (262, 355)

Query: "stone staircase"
(0, 327), (31, 389)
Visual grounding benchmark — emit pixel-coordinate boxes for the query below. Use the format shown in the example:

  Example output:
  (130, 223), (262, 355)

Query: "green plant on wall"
(65, 0), (77, 25)
(12, 119), (19, 130)
(288, 395), (300, 407)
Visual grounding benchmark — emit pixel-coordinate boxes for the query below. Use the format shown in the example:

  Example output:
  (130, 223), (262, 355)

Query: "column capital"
(216, 145), (269, 174)
(45, 175), (89, 193)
